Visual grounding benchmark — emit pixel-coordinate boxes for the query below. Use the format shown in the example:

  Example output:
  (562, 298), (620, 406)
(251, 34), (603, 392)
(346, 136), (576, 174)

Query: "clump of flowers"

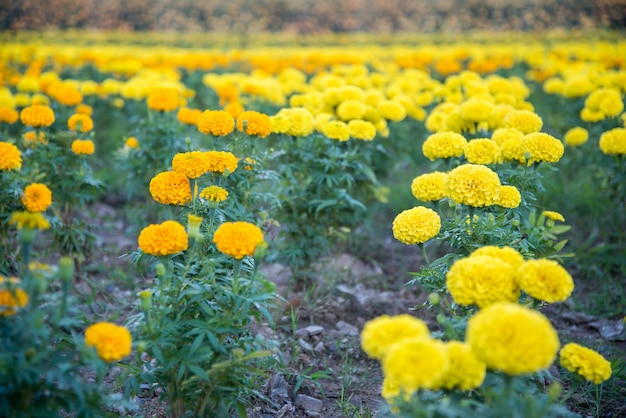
(197, 110), (235, 136)
(71, 139), (95, 155)
(521, 132), (564, 165)
(19, 104), (55, 128)
(516, 259), (574, 303)
(445, 164), (501, 207)
(138, 220), (189, 256)
(559, 343), (612, 384)
(149, 171), (192, 205)
(392, 206), (441, 245)
(422, 132), (467, 161)
(411, 172), (448, 202)
(361, 314), (430, 360)
(84, 322), (132, 362)
(0, 141), (22, 171)
(212, 221), (265, 259)
(21, 183), (52, 213)
(598, 128), (626, 155)
(466, 303), (560, 375)
(0, 276), (28, 316)
(236, 110), (272, 138)
(67, 113), (94, 132)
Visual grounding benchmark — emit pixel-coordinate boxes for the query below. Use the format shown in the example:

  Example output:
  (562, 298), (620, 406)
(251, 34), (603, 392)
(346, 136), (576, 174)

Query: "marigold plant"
(236, 110), (272, 137)
(67, 113), (94, 132)
(422, 131), (467, 161)
(411, 172), (448, 202)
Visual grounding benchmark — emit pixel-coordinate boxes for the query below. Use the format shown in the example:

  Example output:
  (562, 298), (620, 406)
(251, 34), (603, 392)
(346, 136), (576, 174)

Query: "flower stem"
(232, 258), (243, 294)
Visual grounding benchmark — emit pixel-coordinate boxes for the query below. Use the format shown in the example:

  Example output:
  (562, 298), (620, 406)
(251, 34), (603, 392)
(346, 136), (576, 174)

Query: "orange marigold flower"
(138, 220), (189, 256)
(177, 107), (202, 125)
(172, 151), (210, 179)
(20, 104), (55, 128)
(85, 322), (132, 362)
(197, 110), (235, 136)
(68, 113), (94, 132)
(237, 111), (272, 138)
(224, 101), (245, 118)
(213, 221), (265, 259)
(0, 142), (22, 171)
(71, 139), (95, 155)
(48, 82), (83, 106)
(204, 151), (239, 174)
(75, 103), (93, 116)
(147, 87), (180, 112)
(0, 107), (19, 124)
(0, 276), (28, 316)
(125, 136), (139, 149)
(23, 131), (47, 147)
(149, 171), (192, 205)
(21, 183), (52, 212)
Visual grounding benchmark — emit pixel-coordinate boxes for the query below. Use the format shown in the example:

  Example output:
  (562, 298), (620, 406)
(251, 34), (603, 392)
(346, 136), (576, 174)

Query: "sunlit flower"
(21, 183), (52, 213)
(521, 132), (564, 165)
(503, 110), (543, 134)
(48, 82), (82, 106)
(85, 322), (132, 362)
(348, 120), (377, 141)
(459, 97), (494, 123)
(20, 104), (55, 128)
(75, 103), (93, 116)
(147, 87), (180, 112)
(224, 101), (245, 118)
(204, 150), (239, 174)
(283, 107), (316, 136)
(466, 303), (559, 375)
(361, 314), (430, 360)
(177, 107), (202, 125)
(172, 151), (210, 179)
(496, 185), (521, 208)
(138, 220), (188, 256)
(516, 259), (574, 303)
(377, 100), (406, 122)
(464, 138), (502, 165)
(197, 110), (235, 136)
(337, 100), (366, 121)
(125, 136), (139, 149)
(445, 164), (501, 207)
(0, 142), (22, 171)
(411, 171), (448, 202)
(422, 132), (467, 161)
(560, 343), (612, 384)
(564, 127), (589, 147)
(321, 120), (350, 141)
(470, 246), (524, 269)
(67, 113), (93, 132)
(392, 206), (441, 245)
(212, 221), (265, 259)
(149, 171), (192, 205)
(236, 110), (272, 138)
(71, 139), (95, 155)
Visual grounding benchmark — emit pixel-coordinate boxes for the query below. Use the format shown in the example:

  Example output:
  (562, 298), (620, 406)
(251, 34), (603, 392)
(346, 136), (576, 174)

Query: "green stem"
(418, 243), (431, 266)
(232, 258), (243, 294)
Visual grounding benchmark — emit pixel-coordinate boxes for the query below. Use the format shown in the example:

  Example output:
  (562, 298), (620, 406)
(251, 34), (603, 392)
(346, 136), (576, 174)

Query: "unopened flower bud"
(59, 257), (74, 283)
(139, 290), (152, 311)
(136, 341), (147, 354)
(512, 219), (520, 227)
(19, 228), (36, 245)
(548, 382), (562, 402)
(428, 292), (441, 306)
(253, 241), (268, 259)
(436, 313), (447, 325)
(155, 263), (166, 278)
(187, 214), (203, 240)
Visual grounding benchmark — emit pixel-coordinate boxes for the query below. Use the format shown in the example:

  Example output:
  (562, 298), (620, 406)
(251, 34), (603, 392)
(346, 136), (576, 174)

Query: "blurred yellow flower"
(516, 259), (574, 303)
(21, 183), (52, 213)
(85, 322), (132, 362)
(560, 343), (612, 384)
(71, 139), (95, 155)
(0, 142), (22, 171)
(361, 314), (430, 360)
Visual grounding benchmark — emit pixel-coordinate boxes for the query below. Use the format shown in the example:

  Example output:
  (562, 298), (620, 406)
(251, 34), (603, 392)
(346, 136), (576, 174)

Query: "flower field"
(0, 26), (625, 418)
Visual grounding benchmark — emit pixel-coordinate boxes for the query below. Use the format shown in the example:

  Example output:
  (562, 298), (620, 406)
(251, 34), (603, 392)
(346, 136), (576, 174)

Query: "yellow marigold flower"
(147, 87), (179, 112)
(543, 78), (564, 95)
(580, 107), (604, 123)
(503, 110), (543, 134)
(172, 151), (210, 179)
(516, 259), (574, 303)
(84, 322), (132, 362)
(270, 113), (291, 133)
(149, 171), (191, 205)
(392, 206), (441, 245)
(464, 138), (502, 165)
(71, 139), (95, 155)
(381, 376), (402, 401)
(176, 107), (202, 125)
(204, 150), (238, 174)
(411, 172), (447, 202)
(586, 88), (624, 118)
(491, 127), (523, 146)
(14, 93), (30, 107)
(470, 245), (524, 269)
(564, 127), (589, 147)
(415, 91), (434, 107)
(212, 221), (265, 259)
(459, 98), (494, 123)
(197, 110), (235, 136)
(236, 111), (272, 138)
(445, 164), (501, 207)
(23, 131), (47, 147)
(377, 100), (406, 122)
(67, 113), (94, 133)
(521, 132), (564, 165)
(138, 220), (189, 256)
(496, 185), (521, 208)
(75, 104), (93, 116)
(125, 136), (139, 149)
(560, 343), (612, 384)
(224, 101), (245, 118)
(337, 100), (366, 121)
(0, 106), (19, 124)
(435, 341), (486, 391)
(347, 120), (376, 141)
(284, 108), (316, 136)
(0, 277), (28, 316)
(422, 132), (467, 161)
(8, 211), (50, 230)
(599, 128), (626, 155)
(321, 120), (350, 142)
(21, 183), (52, 213)
(17, 76), (40, 93)
(563, 76), (593, 98)
(446, 255), (519, 308)
(199, 185), (228, 202)
(361, 314), (430, 360)
(0, 142), (22, 171)
(466, 303), (560, 375)
(20, 104), (55, 128)
(382, 338), (448, 393)
(543, 210), (565, 222)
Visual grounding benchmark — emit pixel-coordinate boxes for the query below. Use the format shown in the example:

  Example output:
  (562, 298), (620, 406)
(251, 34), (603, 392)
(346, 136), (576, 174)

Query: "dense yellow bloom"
(411, 172), (447, 202)
(8, 211), (50, 230)
(138, 220), (189, 256)
(149, 171), (192, 205)
(84, 322), (132, 362)
(467, 303), (559, 375)
(496, 185), (521, 208)
(361, 314), (430, 360)
(543, 78), (564, 95)
(422, 132), (467, 161)
(585, 88), (624, 119)
(197, 110), (235, 136)
(321, 120), (350, 141)
(516, 259), (574, 303)
(172, 151), (210, 179)
(377, 100), (406, 122)
(236, 111), (272, 138)
(20, 104), (55, 128)
(71, 139), (95, 155)
(445, 164), (501, 207)
(580, 107), (605, 123)
(382, 338), (448, 393)
(270, 113), (291, 133)
(176, 107), (202, 125)
(67, 113), (94, 132)
(446, 255), (519, 308)
(464, 138), (502, 165)
(562, 76), (593, 98)
(199, 185), (228, 202)
(381, 376), (402, 401)
(599, 128), (626, 155)
(459, 97), (494, 123)
(560, 343), (612, 384)
(0, 142), (22, 171)
(564, 127), (589, 147)
(48, 82), (83, 106)
(23, 131), (47, 147)
(470, 246), (524, 269)
(146, 87), (180, 112)
(348, 120), (376, 141)
(125, 136), (140, 149)
(392, 206), (441, 245)
(212, 221), (265, 259)
(224, 101), (245, 118)
(503, 110), (543, 134)
(284, 108), (316, 136)
(75, 104), (93, 116)
(543, 210), (565, 222)
(337, 100), (366, 121)
(204, 150), (239, 174)
(521, 132), (564, 165)
(0, 277), (28, 316)
(0, 106), (19, 124)
(435, 341), (486, 391)
(21, 183), (52, 213)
